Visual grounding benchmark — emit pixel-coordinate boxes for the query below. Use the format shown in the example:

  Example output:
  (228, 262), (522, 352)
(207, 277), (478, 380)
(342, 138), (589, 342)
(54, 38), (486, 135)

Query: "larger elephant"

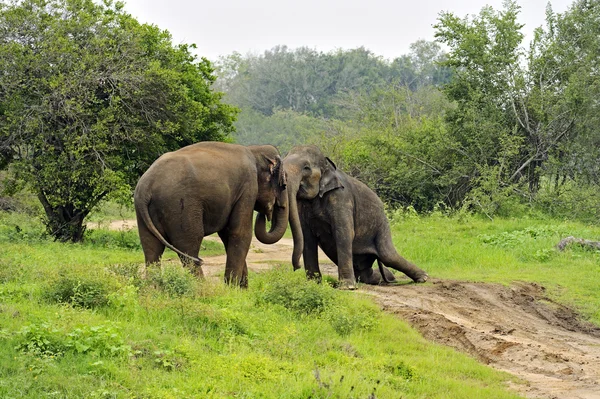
(134, 142), (288, 287)
(283, 145), (428, 289)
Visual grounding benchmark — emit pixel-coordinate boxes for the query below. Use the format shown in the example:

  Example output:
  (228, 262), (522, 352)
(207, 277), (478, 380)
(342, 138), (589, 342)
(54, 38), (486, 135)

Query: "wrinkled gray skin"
(284, 145), (428, 289)
(134, 142), (288, 287)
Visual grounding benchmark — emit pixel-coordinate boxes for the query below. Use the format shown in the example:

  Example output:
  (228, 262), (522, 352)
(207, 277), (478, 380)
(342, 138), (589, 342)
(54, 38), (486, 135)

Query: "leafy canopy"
(0, 0), (237, 241)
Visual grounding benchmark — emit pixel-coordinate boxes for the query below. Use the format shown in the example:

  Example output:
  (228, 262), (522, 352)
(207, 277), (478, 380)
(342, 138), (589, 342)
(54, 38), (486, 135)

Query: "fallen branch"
(556, 236), (600, 251)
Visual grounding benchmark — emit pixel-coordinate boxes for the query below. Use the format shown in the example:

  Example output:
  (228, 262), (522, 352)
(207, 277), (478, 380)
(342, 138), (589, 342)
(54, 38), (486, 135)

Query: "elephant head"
(283, 145), (343, 269)
(250, 145), (289, 244)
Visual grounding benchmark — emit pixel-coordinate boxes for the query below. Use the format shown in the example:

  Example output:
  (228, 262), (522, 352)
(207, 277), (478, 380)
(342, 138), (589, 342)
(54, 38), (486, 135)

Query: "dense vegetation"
(2, 206), (600, 398)
(216, 0), (600, 221)
(0, 0), (236, 242)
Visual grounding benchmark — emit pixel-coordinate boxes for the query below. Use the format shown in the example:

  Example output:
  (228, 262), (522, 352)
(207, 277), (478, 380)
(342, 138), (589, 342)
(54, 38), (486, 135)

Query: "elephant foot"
(191, 259), (205, 279)
(412, 273), (429, 283)
(338, 279), (357, 290)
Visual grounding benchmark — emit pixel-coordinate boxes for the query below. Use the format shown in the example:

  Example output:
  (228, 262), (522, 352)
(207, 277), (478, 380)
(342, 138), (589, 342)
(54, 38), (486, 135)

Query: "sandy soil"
(97, 220), (600, 399)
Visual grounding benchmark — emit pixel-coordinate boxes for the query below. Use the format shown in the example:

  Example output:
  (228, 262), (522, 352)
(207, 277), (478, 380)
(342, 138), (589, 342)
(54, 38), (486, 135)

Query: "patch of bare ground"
(98, 220), (600, 399)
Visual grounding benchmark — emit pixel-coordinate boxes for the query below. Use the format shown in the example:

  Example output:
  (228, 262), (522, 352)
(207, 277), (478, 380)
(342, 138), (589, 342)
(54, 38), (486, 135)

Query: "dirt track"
(101, 220), (600, 399)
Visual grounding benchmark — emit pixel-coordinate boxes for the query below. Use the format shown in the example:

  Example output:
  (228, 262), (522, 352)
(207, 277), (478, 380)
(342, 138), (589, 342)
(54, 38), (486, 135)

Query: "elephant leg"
(302, 222), (321, 282)
(353, 255), (396, 285)
(136, 216), (165, 278)
(166, 220), (204, 278)
(376, 229), (428, 283)
(218, 231), (249, 285)
(332, 219), (357, 289)
(221, 201), (253, 288)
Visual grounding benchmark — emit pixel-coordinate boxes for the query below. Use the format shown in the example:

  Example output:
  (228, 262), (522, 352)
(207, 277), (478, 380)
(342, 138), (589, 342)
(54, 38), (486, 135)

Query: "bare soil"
(100, 220), (600, 399)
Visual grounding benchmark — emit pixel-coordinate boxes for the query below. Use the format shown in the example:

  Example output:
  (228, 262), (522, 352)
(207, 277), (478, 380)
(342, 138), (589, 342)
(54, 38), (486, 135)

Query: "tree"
(0, 0), (237, 241)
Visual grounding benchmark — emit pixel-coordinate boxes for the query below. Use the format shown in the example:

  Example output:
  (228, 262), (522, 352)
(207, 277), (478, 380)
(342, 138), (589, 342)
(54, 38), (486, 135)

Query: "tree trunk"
(38, 192), (88, 242)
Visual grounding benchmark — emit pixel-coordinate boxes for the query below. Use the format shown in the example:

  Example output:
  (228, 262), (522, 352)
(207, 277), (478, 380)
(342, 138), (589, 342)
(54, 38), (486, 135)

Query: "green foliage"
(148, 264), (195, 297)
(0, 0), (237, 242)
(478, 225), (564, 247)
(256, 268), (334, 315)
(84, 229), (141, 250)
(14, 323), (130, 358)
(44, 275), (110, 309)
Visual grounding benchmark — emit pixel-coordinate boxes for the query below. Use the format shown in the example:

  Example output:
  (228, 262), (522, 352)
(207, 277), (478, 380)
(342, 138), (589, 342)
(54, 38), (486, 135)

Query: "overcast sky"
(123, 0), (574, 61)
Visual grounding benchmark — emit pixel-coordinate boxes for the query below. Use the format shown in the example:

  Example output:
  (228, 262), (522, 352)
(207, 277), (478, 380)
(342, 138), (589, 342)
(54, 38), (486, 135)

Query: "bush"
(84, 229), (141, 250)
(256, 268), (334, 315)
(14, 323), (130, 358)
(149, 264), (195, 297)
(44, 275), (110, 309)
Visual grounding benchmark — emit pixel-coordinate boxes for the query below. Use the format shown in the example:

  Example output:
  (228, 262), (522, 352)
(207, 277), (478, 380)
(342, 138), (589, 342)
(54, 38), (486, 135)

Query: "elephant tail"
(136, 193), (202, 265)
(376, 259), (393, 284)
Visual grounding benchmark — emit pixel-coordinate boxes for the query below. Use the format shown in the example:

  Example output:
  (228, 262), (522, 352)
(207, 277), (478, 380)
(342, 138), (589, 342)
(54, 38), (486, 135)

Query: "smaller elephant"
(134, 142), (288, 287)
(283, 145), (428, 289)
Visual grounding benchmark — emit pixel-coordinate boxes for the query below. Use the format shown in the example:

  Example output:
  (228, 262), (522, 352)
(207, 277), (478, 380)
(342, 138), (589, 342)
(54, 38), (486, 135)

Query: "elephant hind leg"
(167, 222), (205, 278)
(137, 217), (166, 278)
(376, 237), (428, 283)
(353, 255), (395, 285)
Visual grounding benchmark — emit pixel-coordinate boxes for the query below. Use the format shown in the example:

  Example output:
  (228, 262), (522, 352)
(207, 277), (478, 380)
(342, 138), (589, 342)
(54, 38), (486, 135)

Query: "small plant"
(386, 361), (416, 380)
(44, 275), (110, 309)
(533, 248), (555, 262)
(65, 324), (131, 357)
(257, 269), (334, 315)
(15, 322), (131, 359)
(152, 348), (188, 371)
(85, 229), (141, 250)
(324, 307), (376, 336)
(15, 323), (66, 357)
(149, 264), (195, 297)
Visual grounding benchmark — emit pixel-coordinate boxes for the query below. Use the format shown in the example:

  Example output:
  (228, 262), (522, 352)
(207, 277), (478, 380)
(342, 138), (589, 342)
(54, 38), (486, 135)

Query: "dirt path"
(100, 220), (600, 399)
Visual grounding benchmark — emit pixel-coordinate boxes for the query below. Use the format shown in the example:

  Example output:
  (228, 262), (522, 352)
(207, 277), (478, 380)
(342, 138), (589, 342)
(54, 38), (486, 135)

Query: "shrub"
(14, 323), (130, 358)
(324, 306), (376, 336)
(256, 268), (334, 315)
(44, 275), (110, 309)
(149, 264), (195, 297)
(84, 229), (141, 250)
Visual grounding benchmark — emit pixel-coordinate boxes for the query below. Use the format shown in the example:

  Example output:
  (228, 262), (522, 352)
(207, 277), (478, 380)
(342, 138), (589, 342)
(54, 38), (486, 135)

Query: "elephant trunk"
(285, 171), (304, 270)
(254, 200), (288, 244)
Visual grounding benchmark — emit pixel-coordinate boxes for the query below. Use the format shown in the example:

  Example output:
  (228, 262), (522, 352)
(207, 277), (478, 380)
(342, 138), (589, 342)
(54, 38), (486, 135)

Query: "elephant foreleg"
(221, 202), (253, 288)
(332, 222), (356, 289)
(302, 223), (321, 282)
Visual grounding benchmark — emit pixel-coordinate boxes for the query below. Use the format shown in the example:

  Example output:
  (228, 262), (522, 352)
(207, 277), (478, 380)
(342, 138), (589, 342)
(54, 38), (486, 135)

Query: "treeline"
(216, 0), (600, 220)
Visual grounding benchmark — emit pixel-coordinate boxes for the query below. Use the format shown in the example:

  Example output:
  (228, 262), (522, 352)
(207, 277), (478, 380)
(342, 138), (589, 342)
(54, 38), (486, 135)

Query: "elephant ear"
(319, 157), (343, 197)
(263, 155), (285, 186)
(264, 155), (287, 206)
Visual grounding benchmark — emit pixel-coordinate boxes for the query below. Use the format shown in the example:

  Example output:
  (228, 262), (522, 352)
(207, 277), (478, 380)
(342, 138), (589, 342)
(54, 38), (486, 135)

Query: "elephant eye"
(303, 165), (311, 171)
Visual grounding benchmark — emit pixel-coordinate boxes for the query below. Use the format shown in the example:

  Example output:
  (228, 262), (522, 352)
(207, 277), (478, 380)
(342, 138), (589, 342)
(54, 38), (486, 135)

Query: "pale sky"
(123, 0), (574, 61)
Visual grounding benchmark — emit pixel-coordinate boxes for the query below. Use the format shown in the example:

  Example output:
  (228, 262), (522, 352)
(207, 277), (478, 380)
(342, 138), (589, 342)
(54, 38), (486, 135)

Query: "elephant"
(134, 141), (288, 287)
(283, 145), (428, 289)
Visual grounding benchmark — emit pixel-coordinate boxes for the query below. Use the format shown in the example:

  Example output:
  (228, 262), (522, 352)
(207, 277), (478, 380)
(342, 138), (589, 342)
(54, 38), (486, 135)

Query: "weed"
(14, 322), (131, 359)
(386, 361), (416, 380)
(151, 348), (188, 371)
(14, 323), (65, 357)
(324, 306), (376, 336)
(44, 275), (110, 309)
(257, 269), (334, 315)
(84, 229), (141, 250)
(149, 264), (195, 297)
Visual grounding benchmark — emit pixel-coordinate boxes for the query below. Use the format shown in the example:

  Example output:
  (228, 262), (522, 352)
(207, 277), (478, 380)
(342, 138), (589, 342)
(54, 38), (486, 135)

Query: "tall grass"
(0, 209), (527, 398)
(389, 209), (600, 324)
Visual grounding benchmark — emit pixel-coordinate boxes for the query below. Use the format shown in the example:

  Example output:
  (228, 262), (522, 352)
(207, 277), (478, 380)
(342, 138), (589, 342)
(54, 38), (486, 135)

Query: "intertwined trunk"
(254, 201), (289, 244)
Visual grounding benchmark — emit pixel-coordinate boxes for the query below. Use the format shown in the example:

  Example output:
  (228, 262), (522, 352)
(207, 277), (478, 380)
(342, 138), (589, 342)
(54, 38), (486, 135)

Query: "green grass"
(389, 211), (600, 324)
(1, 208), (599, 398)
(0, 209), (527, 398)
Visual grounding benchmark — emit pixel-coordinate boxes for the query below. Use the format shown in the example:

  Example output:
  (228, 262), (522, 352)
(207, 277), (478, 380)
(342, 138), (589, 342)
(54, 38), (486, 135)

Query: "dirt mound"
(365, 281), (600, 399)
(98, 220), (600, 398)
